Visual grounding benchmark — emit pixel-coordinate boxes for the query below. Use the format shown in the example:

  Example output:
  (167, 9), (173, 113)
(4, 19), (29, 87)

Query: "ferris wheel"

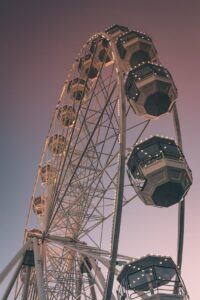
(0, 24), (192, 300)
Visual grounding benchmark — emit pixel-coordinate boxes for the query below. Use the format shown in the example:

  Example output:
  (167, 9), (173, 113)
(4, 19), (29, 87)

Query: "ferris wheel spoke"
(45, 77), (97, 225)
(69, 155), (118, 232)
(46, 236), (111, 261)
(93, 88), (119, 137)
(79, 193), (138, 240)
(46, 247), (74, 297)
(45, 234), (134, 263)
(50, 68), (118, 211)
(77, 152), (132, 238)
(75, 91), (119, 183)
(46, 75), (116, 224)
(46, 82), (118, 234)
(14, 281), (23, 300)
(78, 114), (120, 201)
(46, 243), (95, 299)
(78, 180), (118, 236)
(98, 76), (120, 132)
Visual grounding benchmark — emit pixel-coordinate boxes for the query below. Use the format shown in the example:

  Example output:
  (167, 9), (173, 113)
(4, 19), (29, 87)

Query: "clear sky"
(0, 0), (200, 299)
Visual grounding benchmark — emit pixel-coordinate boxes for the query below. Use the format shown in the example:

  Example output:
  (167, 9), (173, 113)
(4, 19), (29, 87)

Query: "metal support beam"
(81, 257), (104, 297)
(173, 104), (184, 272)
(173, 104), (185, 294)
(102, 33), (126, 300)
(90, 258), (116, 300)
(76, 270), (82, 299)
(88, 272), (97, 300)
(2, 257), (23, 300)
(33, 238), (46, 300)
(21, 265), (32, 300)
(0, 241), (29, 284)
(46, 234), (133, 262)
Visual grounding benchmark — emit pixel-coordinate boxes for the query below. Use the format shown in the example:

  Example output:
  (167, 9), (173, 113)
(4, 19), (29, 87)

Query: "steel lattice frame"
(0, 27), (186, 300)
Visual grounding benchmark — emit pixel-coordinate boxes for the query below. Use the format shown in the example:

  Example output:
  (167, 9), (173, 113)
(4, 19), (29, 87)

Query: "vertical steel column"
(76, 269), (83, 299)
(2, 257), (23, 300)
(88, 272), (97, 300)
(173, 104), (185, 296)
(21, 265), (32, 300)
(33, 238), (46, 300)
(173, 104), (184, 273)
(102, 33), (126, 300)
(90, 258), (116, 300)
(0, 242), (29, 284)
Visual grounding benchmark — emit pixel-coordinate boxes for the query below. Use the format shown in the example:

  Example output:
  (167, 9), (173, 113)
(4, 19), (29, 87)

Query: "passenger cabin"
(125, 63), (177, 119)
(48, 134), (66, 154)
(40, 164), (57, 184)
(57, 105), (76, 127)
(90, 37), (113, 67)
(117, 30), (158, 72)
(32, 196), (45, 216)
(105, 24), (129, 40)
(117, 255), (188, 300)
(67, 78), (90, 102)
(78, 53), (100, 80)
(127, 136), (192, 207)
(125, 63), (177, 118)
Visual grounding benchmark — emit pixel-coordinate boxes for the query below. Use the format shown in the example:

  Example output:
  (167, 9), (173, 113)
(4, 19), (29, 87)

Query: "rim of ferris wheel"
(1, 23), (192, 300)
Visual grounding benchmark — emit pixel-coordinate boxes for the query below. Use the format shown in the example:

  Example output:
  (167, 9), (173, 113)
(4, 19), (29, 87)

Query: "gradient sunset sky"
(0, 0), (200, 298)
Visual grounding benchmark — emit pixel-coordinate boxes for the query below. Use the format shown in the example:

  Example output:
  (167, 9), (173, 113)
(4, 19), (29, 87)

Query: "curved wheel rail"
(173, 104), (185, 272)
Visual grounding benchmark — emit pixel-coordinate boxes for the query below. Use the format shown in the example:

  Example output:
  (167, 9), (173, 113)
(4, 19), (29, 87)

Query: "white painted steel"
(33, 238), (46, 300)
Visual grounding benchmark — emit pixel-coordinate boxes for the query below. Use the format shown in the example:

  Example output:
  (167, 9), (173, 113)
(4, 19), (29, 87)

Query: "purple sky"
(0, 1), (200, 298)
